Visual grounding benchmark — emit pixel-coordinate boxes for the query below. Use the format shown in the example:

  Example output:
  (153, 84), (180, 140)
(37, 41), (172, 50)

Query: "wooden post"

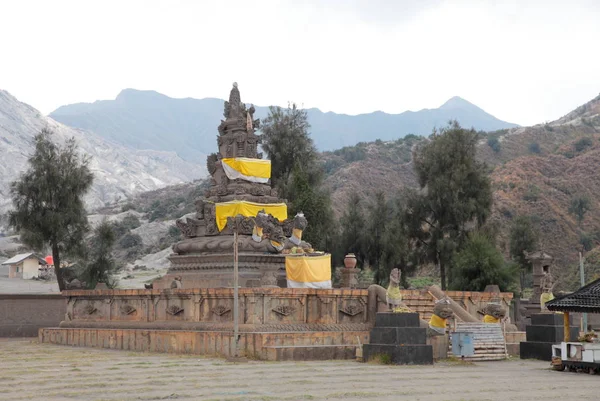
(580, 252), (588, 332)
(233, 226), (239, 358)
(564, 312), (570, 342)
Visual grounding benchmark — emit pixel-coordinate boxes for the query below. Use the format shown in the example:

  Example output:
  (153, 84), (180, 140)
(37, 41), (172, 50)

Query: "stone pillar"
(524, 251), (553, 306)
(341, 268), (360, 288)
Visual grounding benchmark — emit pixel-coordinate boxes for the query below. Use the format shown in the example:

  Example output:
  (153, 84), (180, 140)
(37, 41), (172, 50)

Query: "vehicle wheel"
(552, 364), (565, 371)
(582, 367), (590, 374)
(568, 365), (577, 372)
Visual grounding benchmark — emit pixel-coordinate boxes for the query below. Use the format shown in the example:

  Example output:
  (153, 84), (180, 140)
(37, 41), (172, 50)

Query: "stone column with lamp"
(341, 253), (360, 288)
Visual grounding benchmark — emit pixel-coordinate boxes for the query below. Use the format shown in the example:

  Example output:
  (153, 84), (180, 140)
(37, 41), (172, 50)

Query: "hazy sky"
(1, 0), (599, 126)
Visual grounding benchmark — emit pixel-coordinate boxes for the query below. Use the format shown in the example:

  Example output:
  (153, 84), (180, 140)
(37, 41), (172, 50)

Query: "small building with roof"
(1, 253), (46, 279)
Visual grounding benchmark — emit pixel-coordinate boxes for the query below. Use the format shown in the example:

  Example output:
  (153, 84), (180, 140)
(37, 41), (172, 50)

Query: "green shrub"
(574, 137), (593, 152)
(528, 142), (541, 154)
(487, 137), (501, 153)
(121, 203), (136, 212)
(119, 233), (143, 248)
(523, 185), (540, 202)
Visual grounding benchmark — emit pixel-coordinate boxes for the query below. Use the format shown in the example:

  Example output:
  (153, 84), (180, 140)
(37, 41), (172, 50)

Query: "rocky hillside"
(50, 89), (517, 157)
(321, 135), (422, 215)
(0, 90), (206, 215)
(321, 94), (600, 287)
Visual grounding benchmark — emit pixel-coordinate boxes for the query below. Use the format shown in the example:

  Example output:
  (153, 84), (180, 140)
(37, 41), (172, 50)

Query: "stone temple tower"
(154, 83), (313, 289)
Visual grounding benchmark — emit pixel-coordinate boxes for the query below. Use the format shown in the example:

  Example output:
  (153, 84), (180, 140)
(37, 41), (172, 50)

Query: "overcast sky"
(1, 0), (599, 126)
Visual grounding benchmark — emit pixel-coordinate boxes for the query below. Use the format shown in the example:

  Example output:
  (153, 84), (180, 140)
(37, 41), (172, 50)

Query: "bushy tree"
(365, 192), (389, 272)
(340, 193), (367, 265)
(569, 195), (591, 226)
(377, 195), (413, 287)
(285, 165), (334, 251)
(261, 104), (320, 190)
(509, 215), (538, 296)
(261, 104), (335, 251)
(450, 232), (514, 291)
(405, 121), (493, 289)
(9, 129), (93, 290)
(80, 219), (119, 288)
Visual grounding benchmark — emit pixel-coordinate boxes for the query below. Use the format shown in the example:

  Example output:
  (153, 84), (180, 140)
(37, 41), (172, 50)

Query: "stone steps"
(449, 323), (507, 361)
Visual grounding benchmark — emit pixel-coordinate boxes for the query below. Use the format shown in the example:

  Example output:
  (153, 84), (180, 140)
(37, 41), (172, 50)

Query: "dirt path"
(0, 339), (597, 401)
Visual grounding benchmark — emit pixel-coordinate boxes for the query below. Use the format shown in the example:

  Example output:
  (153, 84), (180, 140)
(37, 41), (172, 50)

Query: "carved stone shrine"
(154, 83), (315, 289)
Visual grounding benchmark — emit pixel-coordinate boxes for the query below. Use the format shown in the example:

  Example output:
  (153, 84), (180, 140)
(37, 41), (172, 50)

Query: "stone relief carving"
(272, 305), (296, 316)
(211, 305), (231, 316)
(166, 305), (184, 316)
(339, 304), (363, 316)
(84, 304), (97, 315)
(120, 304), (137, 315)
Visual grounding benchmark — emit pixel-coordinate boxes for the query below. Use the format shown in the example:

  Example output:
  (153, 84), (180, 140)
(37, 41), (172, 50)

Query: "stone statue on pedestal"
(540, 269), (557, 312)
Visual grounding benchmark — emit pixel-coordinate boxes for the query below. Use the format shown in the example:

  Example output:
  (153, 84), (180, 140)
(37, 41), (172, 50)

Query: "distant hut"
(1, 253), (47, 279)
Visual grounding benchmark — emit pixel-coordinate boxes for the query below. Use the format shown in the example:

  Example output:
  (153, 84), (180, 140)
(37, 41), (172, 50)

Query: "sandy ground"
(0, 277), (59, 294)
(0, 339), (597, 401)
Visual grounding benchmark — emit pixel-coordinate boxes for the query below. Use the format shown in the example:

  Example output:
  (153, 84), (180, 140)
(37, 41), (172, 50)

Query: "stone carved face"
(433, 299), (454, 320)
(293, 212), (308, 231)
(254, 211), (269, 228)
(484, 303), (506, 319)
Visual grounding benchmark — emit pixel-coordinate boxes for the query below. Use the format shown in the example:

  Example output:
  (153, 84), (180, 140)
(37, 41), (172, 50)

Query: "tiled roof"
(546, 278), (600, 313)
(1, 252), (45, 265)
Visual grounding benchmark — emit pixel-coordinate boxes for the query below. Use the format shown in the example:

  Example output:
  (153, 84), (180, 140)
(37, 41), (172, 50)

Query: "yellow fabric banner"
(222, 158), (271, 179)
(483, 314), (500, 324)
(215, 200), (287, 231)
(429, 314), (447, 329)
(285, 254), (331, 283)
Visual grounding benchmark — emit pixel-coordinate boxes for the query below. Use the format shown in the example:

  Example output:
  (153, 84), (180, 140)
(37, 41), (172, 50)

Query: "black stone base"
(375, 312), (420, 328)
(531, 313), (573, 326)
(363, 344), (433, 365)
(370, 327), (427, 345)
(520, 341), (554, 361)
(525, 326), (579, 343)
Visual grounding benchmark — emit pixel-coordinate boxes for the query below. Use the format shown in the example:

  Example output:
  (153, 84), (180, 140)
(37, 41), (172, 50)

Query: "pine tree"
(509, 215), (538, 296)
(365, 192), (389, 278)
(80, 219), (119, 289)
(9, 129), (93, 290)
(405, 121), (493, 289)
(261, 104), (335, 251)
(340, 193), (367, 265)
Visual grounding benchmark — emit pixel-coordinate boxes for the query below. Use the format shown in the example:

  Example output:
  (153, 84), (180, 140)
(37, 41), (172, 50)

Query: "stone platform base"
(39, 288), (372, 361)
(39, 327), (367, 361)
(520, 313), (577, 361)
(362, 313), (433, 365)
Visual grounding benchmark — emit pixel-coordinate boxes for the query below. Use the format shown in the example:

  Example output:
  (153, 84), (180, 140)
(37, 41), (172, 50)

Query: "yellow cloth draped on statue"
(215, 201), (287, 231)
(429, 314), (447, 330)
(221, 158), (271, 183)
(285, 254), (332, 289)
(483, 314), (500, 324)
(540, 292), (555, 310)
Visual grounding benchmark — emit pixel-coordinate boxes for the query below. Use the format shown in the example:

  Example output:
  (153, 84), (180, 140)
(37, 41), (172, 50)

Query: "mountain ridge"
(50, 89), (519, 160)
(0, 90), (205, 216)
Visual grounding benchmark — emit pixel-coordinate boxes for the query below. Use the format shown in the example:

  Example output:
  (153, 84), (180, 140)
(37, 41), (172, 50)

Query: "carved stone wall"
(60, 288), (371, 329)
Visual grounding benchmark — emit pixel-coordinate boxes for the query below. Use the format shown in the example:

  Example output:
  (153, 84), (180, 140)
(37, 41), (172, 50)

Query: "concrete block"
(520, 341), (553, 361)
(363, 344), (433, 365)
(525, 325), (578, 343)
(374, 312), (420, 328)
(530, 313), (573, 326)
(369, 327), (427, 345)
